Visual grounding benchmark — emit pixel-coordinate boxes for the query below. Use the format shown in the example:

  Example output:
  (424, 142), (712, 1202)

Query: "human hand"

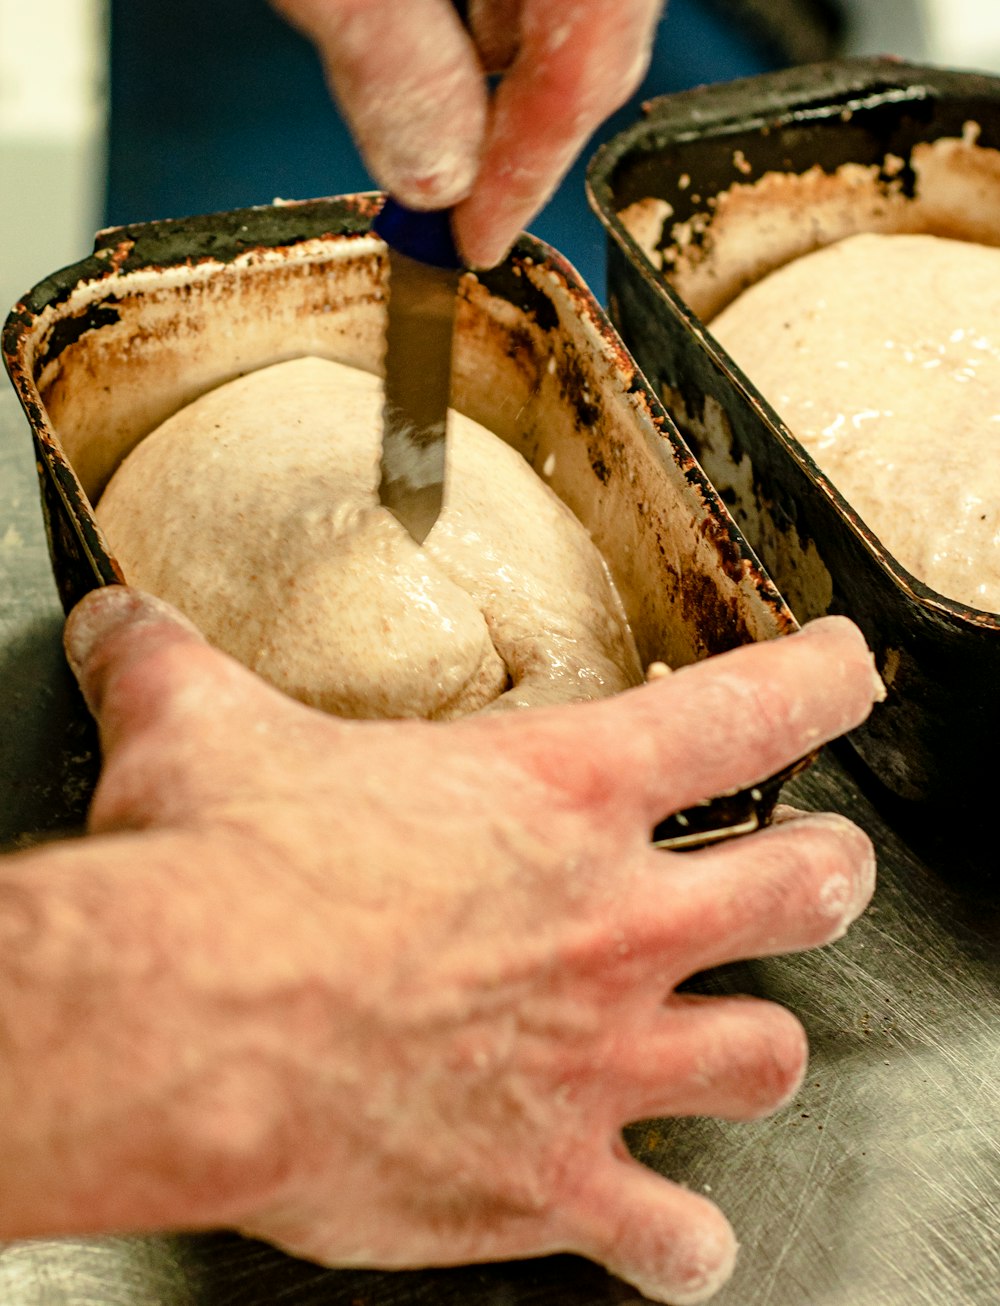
(270, 0), (664, 267)
(3, 588), (879, 1304)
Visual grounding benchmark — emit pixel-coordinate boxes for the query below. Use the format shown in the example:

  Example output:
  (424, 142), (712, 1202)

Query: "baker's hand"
(2, 588), (879, 1306)
(270, 0), (664, 267)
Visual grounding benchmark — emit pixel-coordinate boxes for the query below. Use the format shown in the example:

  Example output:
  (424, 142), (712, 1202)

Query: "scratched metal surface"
(1, 384), (998, 1304)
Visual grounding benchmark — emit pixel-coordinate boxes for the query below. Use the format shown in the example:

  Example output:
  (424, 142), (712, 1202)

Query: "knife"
(373, 196), (463, 545)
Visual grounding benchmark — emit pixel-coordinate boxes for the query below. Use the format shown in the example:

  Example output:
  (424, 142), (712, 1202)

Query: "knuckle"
(103, 636), (198, 716)
(515, 723), (617, 813)
(88, 738), (193, 832)
(733, 849), (805, 929)
(87, 777), (146, 834)
(690, 672), (795, 778)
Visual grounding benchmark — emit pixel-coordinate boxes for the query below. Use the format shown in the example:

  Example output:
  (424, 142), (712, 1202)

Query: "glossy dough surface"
(96, 357), (642, 718)
(711, 232), (1000, 611)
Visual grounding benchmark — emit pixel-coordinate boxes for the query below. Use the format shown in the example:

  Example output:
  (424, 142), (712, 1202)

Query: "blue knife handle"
(373, 197), (463, 271)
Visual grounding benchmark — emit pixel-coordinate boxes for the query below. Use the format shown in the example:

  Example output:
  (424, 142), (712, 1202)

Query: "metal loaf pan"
(3, 194), (797, 846)
(588, 58), (1000, 813)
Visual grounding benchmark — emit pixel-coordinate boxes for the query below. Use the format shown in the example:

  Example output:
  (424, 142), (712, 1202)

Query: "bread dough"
(711, 232), (1000, 612)
(96, 356), (642, 719)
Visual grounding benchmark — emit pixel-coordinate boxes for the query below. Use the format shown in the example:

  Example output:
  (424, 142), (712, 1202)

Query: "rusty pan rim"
(2, 190), (794, 635)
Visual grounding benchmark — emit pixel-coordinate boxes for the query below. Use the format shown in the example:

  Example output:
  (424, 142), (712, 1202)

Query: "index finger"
(599, 617), (883, 824)
(453, 0), (664, 266)
(274, 0), (488, 208)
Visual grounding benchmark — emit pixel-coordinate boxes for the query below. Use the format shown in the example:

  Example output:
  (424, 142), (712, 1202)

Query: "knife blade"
(373, 197), (463, 544)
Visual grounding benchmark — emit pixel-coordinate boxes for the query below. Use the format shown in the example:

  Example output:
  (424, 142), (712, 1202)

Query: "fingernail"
(64, 586), (202, 681)
(64, 585), (144, 680)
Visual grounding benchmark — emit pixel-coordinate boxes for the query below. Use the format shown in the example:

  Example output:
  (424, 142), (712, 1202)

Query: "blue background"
(106, 0), (782, 298)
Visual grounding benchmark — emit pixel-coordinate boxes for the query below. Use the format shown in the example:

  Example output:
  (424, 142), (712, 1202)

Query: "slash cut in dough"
(96, 357), (643, 719)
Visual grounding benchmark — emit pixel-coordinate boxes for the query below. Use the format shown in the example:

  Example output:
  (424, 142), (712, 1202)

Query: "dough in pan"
(96, 356), (643, 719)
(711, 232), (1000, 612)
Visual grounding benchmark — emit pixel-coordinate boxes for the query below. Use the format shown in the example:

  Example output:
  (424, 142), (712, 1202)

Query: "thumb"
(64, 585), (229, 755)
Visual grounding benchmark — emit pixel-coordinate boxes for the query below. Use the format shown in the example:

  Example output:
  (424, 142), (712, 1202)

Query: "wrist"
(0, 835), (294, 1239)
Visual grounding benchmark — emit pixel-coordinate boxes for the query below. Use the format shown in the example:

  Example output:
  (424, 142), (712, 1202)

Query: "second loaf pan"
(588, 58), (1000, 813)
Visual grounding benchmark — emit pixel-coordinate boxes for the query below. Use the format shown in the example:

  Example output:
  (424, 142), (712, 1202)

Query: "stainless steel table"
(1, 385), (997, 1305)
